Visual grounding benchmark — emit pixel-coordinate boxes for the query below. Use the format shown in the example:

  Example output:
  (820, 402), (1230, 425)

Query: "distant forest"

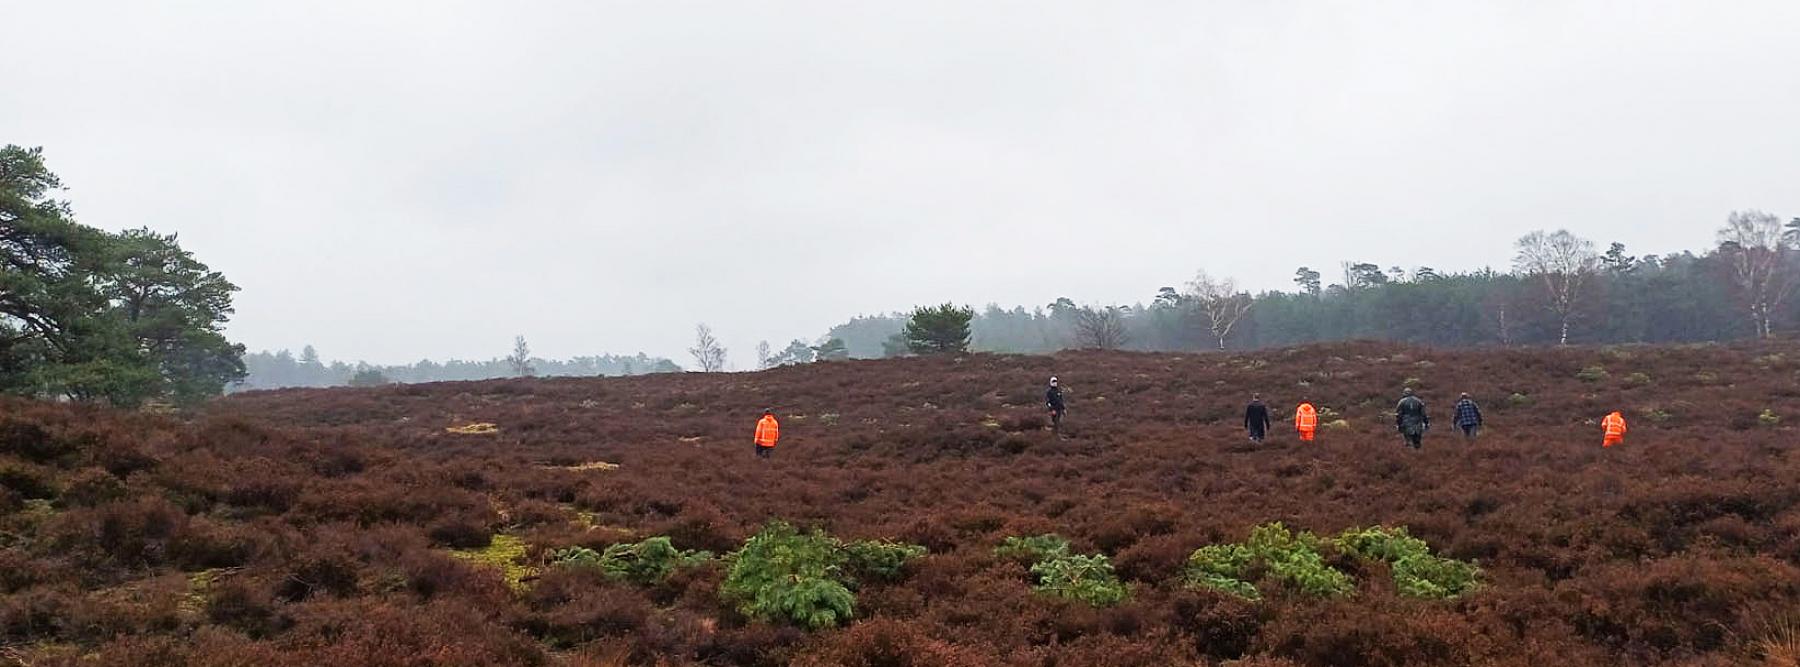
(821, 218), (1800, 359)
(236, 345), (681, 391)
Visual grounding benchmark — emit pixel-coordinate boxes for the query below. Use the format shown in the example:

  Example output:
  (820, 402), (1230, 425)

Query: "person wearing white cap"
(1046, 376), (1066, 434)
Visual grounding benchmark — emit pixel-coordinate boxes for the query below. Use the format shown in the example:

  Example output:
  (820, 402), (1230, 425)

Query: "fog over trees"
(237, 344), (680, 391)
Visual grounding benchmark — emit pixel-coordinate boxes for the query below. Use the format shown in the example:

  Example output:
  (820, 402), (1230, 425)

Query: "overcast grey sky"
(5, 1), (1797, 368)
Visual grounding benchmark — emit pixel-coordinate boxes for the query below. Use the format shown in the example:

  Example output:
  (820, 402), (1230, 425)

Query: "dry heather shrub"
(520, 579), (655, 648)
(1083, 502), (1181, 553)
(1256, 600), (1474, 667)
(0, 548), (51, 594)
(61, 467), (126, 506)
(507, 498), (572, 529)
(28, 626), (287, 667)
(1222, 658), (1305, 667)
(790, 617), (999, 666)
(0, 417), (79, 464)
(285, 599), (547, 666)
(1114, 533), (1198, 583)
(1163, 589), (1264, 660)
(649, 502), (741, 554)
(427, 513), (496, 549)
(44, 496), (192, 570)
(0, 457), (59, 500)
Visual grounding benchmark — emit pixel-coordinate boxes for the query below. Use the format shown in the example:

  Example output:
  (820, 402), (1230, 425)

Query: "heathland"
(4, 341), (1799, 666)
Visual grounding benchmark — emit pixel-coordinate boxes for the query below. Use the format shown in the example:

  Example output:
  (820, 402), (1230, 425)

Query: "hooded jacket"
(1396, 395), (1429, 434)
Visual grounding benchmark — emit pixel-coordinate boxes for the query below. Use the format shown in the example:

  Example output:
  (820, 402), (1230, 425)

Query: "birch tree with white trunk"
(1716, 209), (1797, 339)
(1186, 271), (1253, 351)
(1513, 229), (1598, 346)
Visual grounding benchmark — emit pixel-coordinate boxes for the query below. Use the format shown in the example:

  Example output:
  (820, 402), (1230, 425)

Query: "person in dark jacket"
(1046, 377), (1066, 433)
(1395, 388), (1429, 450)
(1244, 394), (1272, 443)
(1453, 393), (1483, 440)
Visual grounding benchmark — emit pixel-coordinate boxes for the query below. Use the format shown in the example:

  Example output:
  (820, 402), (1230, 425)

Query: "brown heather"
(3, 341), (1800, 666)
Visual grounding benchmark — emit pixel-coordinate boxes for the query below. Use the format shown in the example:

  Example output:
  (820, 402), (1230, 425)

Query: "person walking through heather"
(753, 409), (780, 459)
(1294, 398), (1318, 442)
(1454, 393), (1483, 440)
(1046, 377), (1066, 434)
(1395, 388), (1429, 450)
(1245, 394), (1272, 444)
(1602, 410), (1627, 447)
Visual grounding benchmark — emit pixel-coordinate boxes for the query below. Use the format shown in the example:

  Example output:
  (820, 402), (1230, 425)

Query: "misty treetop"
(237, 345), (681, 391)
(825, 219), (1798, 357)
(1, 145), (245, 405)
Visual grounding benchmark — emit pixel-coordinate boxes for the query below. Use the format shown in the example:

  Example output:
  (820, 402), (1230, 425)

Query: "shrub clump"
(842, 539), (928, 580)
(1184, 523), (1352, 600)
(1185, 523), (1479, 601)
(1030, 554), (1129, 606)
(994, 534), (1071, 562)
(721, 521), (925, 629)
(994, 533), (1128, 606)
(1333, 526), (1481, 599)
(1576, 366), (1610, 382)
(553, 536), (711, 586)
(1185, 543), (1260, 599)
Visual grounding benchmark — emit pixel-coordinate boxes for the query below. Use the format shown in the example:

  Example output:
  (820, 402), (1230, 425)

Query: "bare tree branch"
(689, 323), (727, 372)
(1186, 271), (1254, 350)
(1071, 306), (1129, 350)
(1513, 229), (1598, 345)
(1717, 210), (1797, 339)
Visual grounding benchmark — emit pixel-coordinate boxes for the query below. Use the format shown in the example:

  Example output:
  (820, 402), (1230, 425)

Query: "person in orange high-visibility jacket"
(753, 409), (780, 459)
(1294, 399), (1318, 442)
(1601, 411), (1627, 447)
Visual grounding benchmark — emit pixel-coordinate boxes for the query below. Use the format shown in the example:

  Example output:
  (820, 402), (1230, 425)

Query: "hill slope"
(5, 341), (1800, 666)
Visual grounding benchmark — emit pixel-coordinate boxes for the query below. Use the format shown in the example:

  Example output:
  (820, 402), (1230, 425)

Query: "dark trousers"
(754, 444), (772, 459)
(1247, 425), (1267, 442)
(1402, 431), (1423, 449)
(1460, 424), (1479, 439)
(1050, 409), (1064, 431)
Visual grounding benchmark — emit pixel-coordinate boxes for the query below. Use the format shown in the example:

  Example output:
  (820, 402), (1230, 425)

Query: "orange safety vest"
(1602, 412), (1627, 445)
(754, 415), (780, 447)
(1295, 403), (1318, 432)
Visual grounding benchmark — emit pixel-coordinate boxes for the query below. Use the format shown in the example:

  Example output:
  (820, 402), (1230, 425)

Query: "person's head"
(1460, 392), (1470, 400)
(1252, 393), (1261, 401)
(1403, 387), (1415, 397)
(1299, 397), (1309, 404)
(763, 408), (774, 416)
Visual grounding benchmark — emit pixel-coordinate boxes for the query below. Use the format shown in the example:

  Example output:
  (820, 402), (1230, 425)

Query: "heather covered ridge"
(5, 341), (1800, 666)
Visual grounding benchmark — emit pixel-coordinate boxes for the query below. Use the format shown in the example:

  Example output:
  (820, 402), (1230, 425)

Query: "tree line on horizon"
(819, 215), (1800, 359)
(235, 340), (682, 391)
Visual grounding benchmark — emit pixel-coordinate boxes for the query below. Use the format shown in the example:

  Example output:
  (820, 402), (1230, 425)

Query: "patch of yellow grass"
(180, 568), (226, 615)
(564, 506), (634, 535)
(447, 534), (535, 591)
(446, 423), (499, 435)
(538, 461), (619, 471)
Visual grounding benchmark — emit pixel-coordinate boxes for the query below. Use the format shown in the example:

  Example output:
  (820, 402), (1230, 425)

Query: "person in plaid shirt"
(1453, 393), (1483, 440)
